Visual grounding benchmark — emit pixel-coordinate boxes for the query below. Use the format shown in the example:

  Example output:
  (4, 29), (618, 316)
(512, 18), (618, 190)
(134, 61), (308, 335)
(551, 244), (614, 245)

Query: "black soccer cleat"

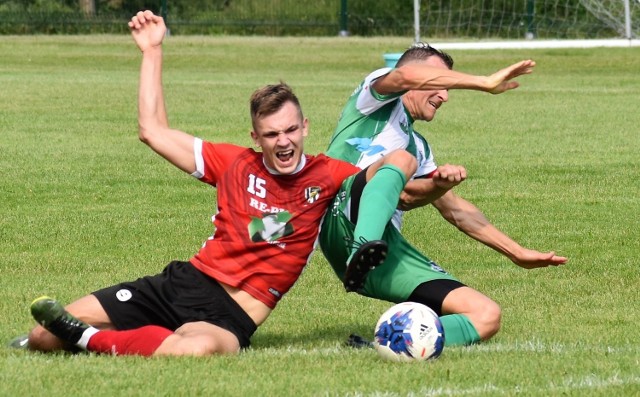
(343, 239), (387, 292)
(346, 333), (374, 349)
(30, 296), (89, 345)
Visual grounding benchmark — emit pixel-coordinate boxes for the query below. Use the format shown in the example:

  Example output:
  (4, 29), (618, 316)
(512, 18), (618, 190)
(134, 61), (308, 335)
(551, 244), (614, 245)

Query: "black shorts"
(408, 279), (466, 316)
(92, 261), (257, 348)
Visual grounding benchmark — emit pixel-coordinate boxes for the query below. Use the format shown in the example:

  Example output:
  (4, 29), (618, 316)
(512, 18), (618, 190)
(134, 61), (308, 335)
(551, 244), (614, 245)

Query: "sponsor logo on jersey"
(429, 261), (447, 274)
(268, 287), (282, 298)
(345, 137), (386, 156)
(249, 197), (285, 213)
(305, 186), (321, 204)
(248, 211), (294, 244)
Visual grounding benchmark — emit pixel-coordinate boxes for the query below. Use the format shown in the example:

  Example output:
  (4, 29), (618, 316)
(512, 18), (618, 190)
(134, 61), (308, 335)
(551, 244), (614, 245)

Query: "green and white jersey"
(326, 67), (437, 178)
(326, 68), (438, 228)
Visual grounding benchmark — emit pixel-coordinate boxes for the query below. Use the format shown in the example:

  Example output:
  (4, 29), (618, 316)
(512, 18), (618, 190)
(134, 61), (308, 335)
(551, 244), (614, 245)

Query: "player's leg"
(153, 321), (241, 356)
(438, 286), (501, 342)
(354, 149), (416, 244)
(403, 273), (501, 345)
(27, 293), (114, 352)
(85, 294), (253, 356)
(343, 150), (417, 291)
(64, 320), (242, 356)
(408, 281), (497, 346)
(318, 176), (357, 282)
(360, 227), (491, 346)
(30, 295), (171, 355)
(320, 168), (397, 292)
(29, 262), (256, 356)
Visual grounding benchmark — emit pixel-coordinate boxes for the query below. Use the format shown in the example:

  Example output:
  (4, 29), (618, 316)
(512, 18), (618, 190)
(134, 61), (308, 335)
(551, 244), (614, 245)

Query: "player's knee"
(184, 338), (224, 356)
(27, 325), (65, 352)
(477, 301), (502, 340)
(386, 149), (417, 177)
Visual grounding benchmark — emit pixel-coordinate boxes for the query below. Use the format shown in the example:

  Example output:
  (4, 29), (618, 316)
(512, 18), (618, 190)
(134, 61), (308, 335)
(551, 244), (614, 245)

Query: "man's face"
(251, 101), (308, 175)
(402, 56), (450, 122)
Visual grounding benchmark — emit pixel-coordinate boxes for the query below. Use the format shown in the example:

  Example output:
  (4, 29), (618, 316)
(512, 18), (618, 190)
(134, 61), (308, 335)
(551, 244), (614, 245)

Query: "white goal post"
(402, 0), (639, 52)
(580, 0), (636, 38)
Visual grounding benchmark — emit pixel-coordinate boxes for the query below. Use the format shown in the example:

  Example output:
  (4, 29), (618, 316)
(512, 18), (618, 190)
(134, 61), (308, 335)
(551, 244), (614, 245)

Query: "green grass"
(1, 35), (639, 396)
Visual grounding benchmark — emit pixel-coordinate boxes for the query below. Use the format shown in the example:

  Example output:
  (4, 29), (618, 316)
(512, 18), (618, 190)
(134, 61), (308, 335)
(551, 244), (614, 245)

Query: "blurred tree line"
(0, 0), (614, 38)
(0, 0), (234, 15)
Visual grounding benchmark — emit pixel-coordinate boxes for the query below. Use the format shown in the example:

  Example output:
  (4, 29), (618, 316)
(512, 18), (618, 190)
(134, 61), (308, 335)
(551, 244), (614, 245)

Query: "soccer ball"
(373, 302), (445, 362)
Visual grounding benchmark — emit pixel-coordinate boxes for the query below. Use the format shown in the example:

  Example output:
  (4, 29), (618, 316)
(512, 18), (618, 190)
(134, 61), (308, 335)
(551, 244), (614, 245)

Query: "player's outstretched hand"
(129, 10), (166, 53)
(511, 248), (567, 269)
(432, 164), (467, 190)
(485, 60), (536, 95)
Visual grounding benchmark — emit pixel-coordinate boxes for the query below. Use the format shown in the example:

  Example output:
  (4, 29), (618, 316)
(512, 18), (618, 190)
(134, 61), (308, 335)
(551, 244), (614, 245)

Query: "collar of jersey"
(262, 153), (307, 175)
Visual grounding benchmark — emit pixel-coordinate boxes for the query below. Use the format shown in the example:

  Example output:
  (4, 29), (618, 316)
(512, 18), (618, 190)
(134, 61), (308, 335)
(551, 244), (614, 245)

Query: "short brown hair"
(396, 42), (454, 69)
(249, 83), (303, 128)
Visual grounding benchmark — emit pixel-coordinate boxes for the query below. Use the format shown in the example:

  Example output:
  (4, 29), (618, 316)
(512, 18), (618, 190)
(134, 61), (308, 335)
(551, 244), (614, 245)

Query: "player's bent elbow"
(137, 124), (154, 145)
(137, 123), (167, 148)
(393, 68), (418, 90)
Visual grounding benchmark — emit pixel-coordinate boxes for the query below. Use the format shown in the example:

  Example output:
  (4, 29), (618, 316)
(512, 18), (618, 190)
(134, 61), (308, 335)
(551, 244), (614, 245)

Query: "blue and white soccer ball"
(373, 302), (445, 362)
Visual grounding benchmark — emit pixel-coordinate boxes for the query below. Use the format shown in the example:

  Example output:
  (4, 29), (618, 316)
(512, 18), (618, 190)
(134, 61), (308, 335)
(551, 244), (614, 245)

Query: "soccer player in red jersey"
(20, 11), (417, 356)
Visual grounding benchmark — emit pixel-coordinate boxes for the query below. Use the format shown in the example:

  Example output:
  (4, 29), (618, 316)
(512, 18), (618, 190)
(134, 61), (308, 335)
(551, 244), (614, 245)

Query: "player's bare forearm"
(137, 47), (165, 140)
(434, 192), (567, 269)
(433, 192), (523, 256)
(398, 178), (448, 211)
(129, 10), (168, 128)
(132, 11), (196, 175)
(374, 60), (535, 95)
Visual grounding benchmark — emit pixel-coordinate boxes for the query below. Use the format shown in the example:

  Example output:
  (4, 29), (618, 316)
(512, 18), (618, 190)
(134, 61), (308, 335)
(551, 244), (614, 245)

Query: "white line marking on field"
(248, 340), (639, 356)
(339, 374), (640, 396)
(248, 341), (640, 395)
(467, 340), (640, 354)
(432, 39), (640, 50)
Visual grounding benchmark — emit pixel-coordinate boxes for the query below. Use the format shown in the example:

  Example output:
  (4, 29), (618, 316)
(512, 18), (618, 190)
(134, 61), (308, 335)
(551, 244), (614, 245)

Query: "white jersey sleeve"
(354, 68), (403, 115)
(413, 132), (437, 178)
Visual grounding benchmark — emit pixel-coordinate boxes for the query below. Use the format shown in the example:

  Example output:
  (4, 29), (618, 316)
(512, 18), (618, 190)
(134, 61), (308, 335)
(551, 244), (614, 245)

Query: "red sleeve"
(417, 169), (437, 179)
(198, 142), (250, 185)
(319, 154), (360, 188)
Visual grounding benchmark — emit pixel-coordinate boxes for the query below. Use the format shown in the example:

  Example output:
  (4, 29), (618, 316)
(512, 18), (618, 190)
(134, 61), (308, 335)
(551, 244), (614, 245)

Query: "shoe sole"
(343, 240), (388, 292)
(7, 334), (30, 349)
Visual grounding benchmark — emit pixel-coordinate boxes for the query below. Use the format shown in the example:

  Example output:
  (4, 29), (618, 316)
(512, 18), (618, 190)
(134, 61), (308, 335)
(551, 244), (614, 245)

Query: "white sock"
(76, 327), (100, 350)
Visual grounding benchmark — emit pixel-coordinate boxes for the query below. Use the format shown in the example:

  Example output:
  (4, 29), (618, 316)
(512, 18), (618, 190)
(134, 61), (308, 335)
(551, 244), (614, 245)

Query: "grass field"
(1, 35), (639, 396)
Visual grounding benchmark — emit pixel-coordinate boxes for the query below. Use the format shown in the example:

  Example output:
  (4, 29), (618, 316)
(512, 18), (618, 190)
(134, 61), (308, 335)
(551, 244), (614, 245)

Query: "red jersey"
(189, 140), (359, 308)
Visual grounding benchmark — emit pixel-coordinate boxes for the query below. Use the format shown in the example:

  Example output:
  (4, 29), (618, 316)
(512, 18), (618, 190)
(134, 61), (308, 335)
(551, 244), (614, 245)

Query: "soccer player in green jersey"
(320, 43), (567, 347)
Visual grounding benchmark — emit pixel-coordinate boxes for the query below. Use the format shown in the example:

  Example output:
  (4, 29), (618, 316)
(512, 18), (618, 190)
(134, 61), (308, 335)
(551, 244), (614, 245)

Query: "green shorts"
(319, 173), (459, 303)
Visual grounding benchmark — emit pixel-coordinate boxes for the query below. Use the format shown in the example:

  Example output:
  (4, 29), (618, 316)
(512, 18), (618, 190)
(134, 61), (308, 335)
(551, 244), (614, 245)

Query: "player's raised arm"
(130, 10), (196, 174)
(373, 59), (535, 95)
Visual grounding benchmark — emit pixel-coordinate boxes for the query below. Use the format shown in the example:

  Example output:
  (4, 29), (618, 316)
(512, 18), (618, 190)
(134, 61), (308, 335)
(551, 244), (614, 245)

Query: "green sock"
(439, 314), (481, 346)
(351, 164), (406, 256)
